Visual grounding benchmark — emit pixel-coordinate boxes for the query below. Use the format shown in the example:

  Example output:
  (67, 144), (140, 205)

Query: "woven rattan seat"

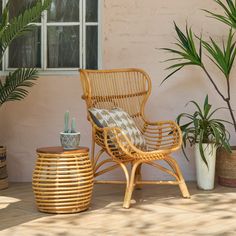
(80, 68), (190, 208)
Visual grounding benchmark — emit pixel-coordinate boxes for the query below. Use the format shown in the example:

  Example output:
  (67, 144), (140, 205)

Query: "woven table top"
(36, 146), (89, 154)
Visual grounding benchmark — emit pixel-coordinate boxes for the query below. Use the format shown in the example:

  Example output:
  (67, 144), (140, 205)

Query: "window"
(1, 0), (101, 73)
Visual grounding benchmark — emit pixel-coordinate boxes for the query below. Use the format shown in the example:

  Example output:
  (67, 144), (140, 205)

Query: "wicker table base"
(0, 147), (8, 190)
(33, 146), (94, 214)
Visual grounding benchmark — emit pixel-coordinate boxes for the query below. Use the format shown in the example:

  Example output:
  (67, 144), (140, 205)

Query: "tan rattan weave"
(0, 147), (8, 190)
(80, 68), (190, 208)
(33, 147), (94, 214)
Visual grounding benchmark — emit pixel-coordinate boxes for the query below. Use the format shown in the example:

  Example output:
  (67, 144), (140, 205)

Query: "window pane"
(48, 0), (79, 22)
(47, 26), (80, 68)
(9, 0), (40, 22)
(86, 26), (98, 69)
(86, 0), (98, 22)
(0, 0), (2, 70)
(9, 27), (41, 68)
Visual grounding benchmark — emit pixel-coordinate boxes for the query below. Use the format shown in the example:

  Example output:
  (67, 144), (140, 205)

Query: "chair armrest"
(90, 117), (180, 161)
(103, 126), (140, 160)
(91, 120), (149, 158)
(142, 119), (182, 152)
(88, 117), (135, 159)
(103, 126), (176, 161)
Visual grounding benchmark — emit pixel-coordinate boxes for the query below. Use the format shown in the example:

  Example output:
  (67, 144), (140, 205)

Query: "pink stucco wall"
(0, 0), (235, 181)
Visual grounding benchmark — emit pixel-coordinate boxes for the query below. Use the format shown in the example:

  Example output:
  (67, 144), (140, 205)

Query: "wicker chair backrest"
(80, 68), (152, 130)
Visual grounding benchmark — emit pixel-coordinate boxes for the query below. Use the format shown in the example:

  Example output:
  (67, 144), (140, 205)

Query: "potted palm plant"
(0, 0), (51, 190)
(177, 96), (231, 190)
(162, 0), (236, 187)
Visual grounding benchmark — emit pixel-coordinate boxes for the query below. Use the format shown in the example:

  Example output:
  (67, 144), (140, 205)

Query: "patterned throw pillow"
(89, 107), (146, 150)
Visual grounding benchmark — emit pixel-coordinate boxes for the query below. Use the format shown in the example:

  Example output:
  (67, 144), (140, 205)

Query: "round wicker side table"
(33, 146), (94, 214)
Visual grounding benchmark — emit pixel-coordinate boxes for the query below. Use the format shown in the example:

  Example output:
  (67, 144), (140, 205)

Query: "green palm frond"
(201, 29), (236, 78)
(203, 0), (236, 29)
(161, 23), (203, 84)
(0, 68), (38, 106)
(0, 0), (52, 60)
(0, 2), (9, 31)
(0, 0), (52, 106)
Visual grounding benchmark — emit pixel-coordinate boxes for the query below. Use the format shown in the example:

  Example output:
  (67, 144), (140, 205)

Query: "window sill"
(0, 69), (80, 77)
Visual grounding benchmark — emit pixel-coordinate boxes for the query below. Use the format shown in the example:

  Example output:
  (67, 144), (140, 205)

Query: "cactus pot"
(60, 132), (80, 150)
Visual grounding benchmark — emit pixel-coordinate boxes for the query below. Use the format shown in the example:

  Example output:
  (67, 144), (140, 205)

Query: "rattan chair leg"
(166, 157), (190, 198)
(135, 164), (142, 190)
(178, 180), (190, 198)
(118, 162), (131, 207)
(123, 161), (142, 209)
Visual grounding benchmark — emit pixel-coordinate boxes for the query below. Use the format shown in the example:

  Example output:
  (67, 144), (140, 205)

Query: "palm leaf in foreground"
(0, 68), (38, 106)
(0, 0), (52, 60)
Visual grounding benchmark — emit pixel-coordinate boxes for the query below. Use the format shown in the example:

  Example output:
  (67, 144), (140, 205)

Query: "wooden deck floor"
(0, 182), (236, 236)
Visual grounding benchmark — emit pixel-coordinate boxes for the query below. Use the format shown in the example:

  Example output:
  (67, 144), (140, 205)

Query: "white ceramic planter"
(195, 143), (217, 190)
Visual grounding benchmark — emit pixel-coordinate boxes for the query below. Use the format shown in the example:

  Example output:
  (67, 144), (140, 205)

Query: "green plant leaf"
(0, 68), (38, 106)
(161, 22), (202, 84)
(203, 95), (212, 118)
(0, 0), (52, 59)
(181, 146), (190, 161)
(212, 118), (233, 125)
(161, 66), (183, 85)
(199, 130), (209, 168)
(203, 0), (236, 29)
(177, 96), (231, 164)
(180, 122), (194, 132)
(208, 107), (228, 119)
(201, 29), (236, 78)
(0, 0), (52, 106)
(188, 100), (204, 119)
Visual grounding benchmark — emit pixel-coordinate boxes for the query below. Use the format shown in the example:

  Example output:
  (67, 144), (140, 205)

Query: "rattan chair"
(80, 68), (190, 208)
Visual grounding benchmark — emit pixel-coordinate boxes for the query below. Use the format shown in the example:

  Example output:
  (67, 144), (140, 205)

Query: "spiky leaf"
(204, 0), (236, 29)
(176, 95), (231, 165)
(201, 29), (236, 78)
(161, 23), (203, 84)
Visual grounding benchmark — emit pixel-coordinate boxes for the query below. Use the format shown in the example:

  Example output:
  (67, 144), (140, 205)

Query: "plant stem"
(227, 77), (230, 100)
(202, 66), (226, 101)
(202, 66), (236, 132)
(226, 99), (236, 132)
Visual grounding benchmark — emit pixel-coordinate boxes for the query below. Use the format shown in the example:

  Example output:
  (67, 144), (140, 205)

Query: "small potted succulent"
(60, 111), (80, 150)
(177, 96), (231, 190)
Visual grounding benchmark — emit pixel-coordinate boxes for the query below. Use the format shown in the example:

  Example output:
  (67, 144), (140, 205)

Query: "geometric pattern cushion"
(89, 107), (146, 150)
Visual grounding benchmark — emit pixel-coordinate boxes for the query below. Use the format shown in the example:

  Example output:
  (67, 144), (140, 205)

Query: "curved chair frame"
(80, 68), (190, 208)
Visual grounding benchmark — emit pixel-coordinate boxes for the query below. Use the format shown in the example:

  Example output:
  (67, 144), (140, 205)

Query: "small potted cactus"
(60, 111), (80, 150)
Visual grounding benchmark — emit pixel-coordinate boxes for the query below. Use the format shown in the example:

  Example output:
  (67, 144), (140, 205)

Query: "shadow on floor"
(0, 183), (49, 231)
(1, 182), (236, 235)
